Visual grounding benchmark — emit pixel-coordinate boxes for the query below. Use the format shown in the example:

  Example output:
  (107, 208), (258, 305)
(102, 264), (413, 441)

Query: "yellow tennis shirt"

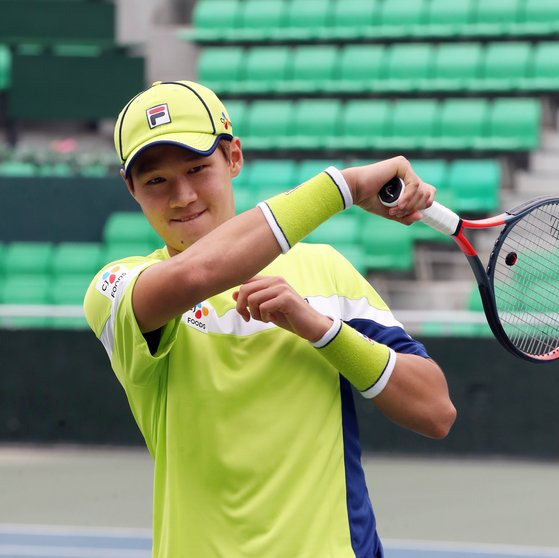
(84, 243), (428, 558)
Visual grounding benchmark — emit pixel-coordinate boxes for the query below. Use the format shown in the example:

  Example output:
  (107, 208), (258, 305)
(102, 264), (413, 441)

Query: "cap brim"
(123, 132), (232, 177)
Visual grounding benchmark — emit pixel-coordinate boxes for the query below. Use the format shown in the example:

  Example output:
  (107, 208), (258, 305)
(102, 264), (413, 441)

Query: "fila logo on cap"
(146, 104), (171, 129)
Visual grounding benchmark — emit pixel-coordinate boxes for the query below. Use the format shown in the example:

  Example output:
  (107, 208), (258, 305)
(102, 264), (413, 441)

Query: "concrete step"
(530, 151), (559, 174)
(541, 130), (559, 150)
(514, 171), (558, 196)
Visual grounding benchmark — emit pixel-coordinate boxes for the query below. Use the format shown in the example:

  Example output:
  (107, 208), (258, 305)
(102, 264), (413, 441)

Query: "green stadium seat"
(0, 160), (37, 176)
(49, 274), (91, 329)
(101, 243), (156, 266)
(280, 45), (339, 93)
(467, 42), (531, 91)
(103, 212), (159, 248)
(243, 100), (295, 150)
(422, 0), (476, 36)
(234, 185), (255, 214)
(282, 0), (333, 40)
(325, 45), (386, 93)
(52, 242), (103, 276)
(420, 43), (482, 91)
(330, 0), (380, 40)
(409, 160), (449, 190)
(468, 0), (522, 35)
(429, 98), (489, 150)
(191, 0), (242, 41)
(482, 98), (541, 150)
(295, 159), (346, 183)
(0, 45), (10, 90)
(360, 216), (414, 271)
(513, 0), (559, 35)
(197, 47), (244, 92)
(384, 100), (439, 149)
(224, 100), (247, 137)
(334, 244), (369, 275)
(448, 160), (501, 213)
(307, 213), (361, 245)
(335, 100), (391, 150)
(0, 274), (51, 328)
(374, 43), (434, 92)
(4, 242), (54, 275)
(237, 47), (290, 94)
(280, 99), (342, 149)
(247, 160), (297, 193)
(378, 0), (428, 37)
(519, 42), (559, 90)
(236, 0), (287, 41)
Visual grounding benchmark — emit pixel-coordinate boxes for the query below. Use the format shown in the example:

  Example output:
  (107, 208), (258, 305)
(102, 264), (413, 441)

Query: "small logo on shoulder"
(95, 265), (128, 300)
(183, 303), (210, 333)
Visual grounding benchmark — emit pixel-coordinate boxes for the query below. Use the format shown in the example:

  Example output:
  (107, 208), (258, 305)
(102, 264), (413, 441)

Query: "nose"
(169, 175), (198, 208)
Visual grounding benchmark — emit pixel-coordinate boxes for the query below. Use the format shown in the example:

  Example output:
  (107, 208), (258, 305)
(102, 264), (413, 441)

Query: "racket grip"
(378, 178), (460, 236)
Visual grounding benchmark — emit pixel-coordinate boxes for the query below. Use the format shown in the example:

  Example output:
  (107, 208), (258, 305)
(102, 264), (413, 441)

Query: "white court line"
(0, 546), (150, 558)
(385, 539), (559, 557)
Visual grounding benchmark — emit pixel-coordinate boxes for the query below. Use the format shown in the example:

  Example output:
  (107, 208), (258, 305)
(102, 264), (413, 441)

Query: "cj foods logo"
(185, 302), (210, 333)
(96, 265), (127, 300)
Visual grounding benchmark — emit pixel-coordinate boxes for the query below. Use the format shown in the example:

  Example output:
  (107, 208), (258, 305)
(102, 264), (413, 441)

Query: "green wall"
(1, 331), (558, 456)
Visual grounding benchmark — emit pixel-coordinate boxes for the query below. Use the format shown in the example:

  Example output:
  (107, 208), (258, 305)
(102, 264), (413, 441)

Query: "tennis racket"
(379, 177), (559, 363)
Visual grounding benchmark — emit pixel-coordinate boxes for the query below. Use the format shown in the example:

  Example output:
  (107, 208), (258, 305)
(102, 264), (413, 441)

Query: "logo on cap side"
(146, 104), (171, 129)
(220, 111), (232, 130)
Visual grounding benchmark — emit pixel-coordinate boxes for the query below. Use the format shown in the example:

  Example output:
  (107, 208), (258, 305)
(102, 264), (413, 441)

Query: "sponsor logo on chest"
(183, 302), (211, 333)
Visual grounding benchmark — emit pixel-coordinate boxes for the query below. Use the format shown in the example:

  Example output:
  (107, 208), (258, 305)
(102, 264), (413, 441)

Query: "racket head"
(486, 197), (559, 362)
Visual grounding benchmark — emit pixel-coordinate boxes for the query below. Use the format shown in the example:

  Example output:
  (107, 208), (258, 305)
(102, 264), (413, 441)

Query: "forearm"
(372, 354), (457, 439)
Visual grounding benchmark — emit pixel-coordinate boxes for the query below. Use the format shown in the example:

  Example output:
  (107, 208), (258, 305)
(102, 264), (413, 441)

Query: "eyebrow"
(133, 150), (206, 176)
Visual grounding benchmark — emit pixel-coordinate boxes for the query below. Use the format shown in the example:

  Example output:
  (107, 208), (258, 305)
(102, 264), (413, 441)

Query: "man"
(84, 80), (456, 557)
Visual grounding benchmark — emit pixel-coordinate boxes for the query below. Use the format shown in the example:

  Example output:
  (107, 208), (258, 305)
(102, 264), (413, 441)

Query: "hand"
(232, 275), (333, 343)
(341, 156), (436, 225)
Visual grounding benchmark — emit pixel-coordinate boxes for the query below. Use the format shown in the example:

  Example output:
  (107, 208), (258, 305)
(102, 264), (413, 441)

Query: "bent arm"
(133, 158), (434, 333)
(373, 354), (456, 439)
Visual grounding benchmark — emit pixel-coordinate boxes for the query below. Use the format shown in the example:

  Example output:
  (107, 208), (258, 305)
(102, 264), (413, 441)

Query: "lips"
(171, 209), (206, 223)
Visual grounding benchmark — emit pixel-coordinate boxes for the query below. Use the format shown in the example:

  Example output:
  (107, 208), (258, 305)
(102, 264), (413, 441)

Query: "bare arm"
(373, 354), (456, 439)
(133, 208), (281, 332)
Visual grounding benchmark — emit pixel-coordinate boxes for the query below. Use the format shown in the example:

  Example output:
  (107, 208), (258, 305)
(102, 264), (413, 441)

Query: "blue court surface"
(2, 526), (559, 558)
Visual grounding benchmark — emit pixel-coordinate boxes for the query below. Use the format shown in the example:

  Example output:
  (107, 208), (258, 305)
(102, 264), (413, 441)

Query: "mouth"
(171, 210), (206, 223)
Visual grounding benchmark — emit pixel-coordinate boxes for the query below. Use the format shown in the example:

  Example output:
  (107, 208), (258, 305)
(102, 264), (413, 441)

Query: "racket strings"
(492, 203), (559, 357)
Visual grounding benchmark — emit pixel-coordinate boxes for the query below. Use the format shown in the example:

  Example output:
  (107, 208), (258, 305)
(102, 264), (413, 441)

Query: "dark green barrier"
(0, 1), (115, 45)
(8, 51), (144, 120)
(1, 331), (558, 456)
(0, 176), (137, 242)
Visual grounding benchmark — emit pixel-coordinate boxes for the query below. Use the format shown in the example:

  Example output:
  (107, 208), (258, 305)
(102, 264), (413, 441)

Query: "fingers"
(234, 276), (295, 323)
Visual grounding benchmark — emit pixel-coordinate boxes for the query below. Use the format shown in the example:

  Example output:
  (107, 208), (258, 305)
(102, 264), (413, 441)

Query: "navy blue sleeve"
(346, 318), (430, 358)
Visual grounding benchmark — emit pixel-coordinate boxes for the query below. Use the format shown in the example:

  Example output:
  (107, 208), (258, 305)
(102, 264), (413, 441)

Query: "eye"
(188, 164), (206, 174)
(146, 176), (165, 185)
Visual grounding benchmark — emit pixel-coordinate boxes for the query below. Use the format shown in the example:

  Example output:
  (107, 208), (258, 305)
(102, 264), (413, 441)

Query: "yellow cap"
(114, 80), (234, 176)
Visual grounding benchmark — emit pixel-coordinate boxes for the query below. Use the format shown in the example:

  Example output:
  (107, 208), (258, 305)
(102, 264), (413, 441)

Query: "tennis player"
(84, 80), (456, 558)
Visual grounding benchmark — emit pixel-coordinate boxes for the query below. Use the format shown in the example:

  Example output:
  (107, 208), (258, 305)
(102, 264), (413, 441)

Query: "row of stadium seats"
(185, 0), (559, 43)
(200, 41), (559, 95)
(224, 97), (540, 151)
(235, 159), (500, 215)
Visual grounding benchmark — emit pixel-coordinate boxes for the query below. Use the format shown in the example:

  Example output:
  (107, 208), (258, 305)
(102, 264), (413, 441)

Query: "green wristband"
(258, 166), (353, 253)
(312, 319), (397, 399)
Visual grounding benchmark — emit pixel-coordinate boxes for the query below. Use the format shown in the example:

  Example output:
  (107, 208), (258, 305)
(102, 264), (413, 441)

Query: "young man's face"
(123, 139), (242, 255)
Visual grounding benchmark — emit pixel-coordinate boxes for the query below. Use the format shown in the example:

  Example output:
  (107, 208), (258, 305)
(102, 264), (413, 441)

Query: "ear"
(229, 137), (243, 179)
(120, 168), (137, 200)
